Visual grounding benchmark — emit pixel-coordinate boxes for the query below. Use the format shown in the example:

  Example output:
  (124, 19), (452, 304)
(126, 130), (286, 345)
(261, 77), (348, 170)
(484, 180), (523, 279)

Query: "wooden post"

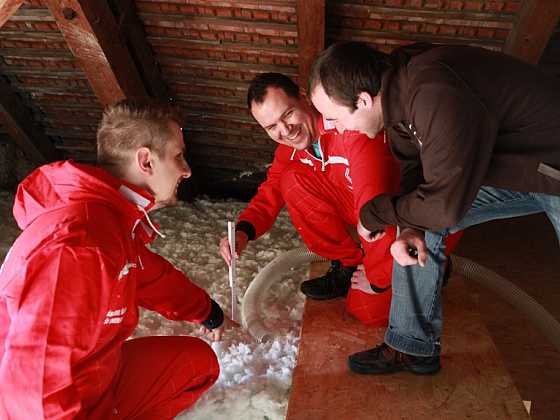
(0, 0), (23, 28)
(296, 0), (325, 93)
(0, 76), (60, 163)
(503, 0), (560, 65)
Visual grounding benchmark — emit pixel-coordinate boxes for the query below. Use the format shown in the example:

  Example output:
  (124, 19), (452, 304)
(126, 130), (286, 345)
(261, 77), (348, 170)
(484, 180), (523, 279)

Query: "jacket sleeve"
(343, 131), (401, 218)
(0, 245), (116, 420)
(135, 246), (214, 324)
(360, 66), (499, 232)
(342, 131), (400, 289)
(237, 146), (291, 240)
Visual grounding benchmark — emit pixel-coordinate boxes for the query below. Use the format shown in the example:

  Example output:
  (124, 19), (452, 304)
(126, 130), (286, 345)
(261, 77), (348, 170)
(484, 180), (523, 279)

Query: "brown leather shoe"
(348, 343), (440, 375)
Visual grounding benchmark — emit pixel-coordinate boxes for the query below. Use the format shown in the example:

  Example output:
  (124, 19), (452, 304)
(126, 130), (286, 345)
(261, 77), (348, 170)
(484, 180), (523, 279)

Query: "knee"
(192, 338), (220, 383)
(172, 336), (220, 384)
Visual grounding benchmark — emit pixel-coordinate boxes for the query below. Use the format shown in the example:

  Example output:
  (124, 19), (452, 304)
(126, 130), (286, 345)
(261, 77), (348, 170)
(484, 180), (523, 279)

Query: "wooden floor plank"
(286, 263), (529, 420)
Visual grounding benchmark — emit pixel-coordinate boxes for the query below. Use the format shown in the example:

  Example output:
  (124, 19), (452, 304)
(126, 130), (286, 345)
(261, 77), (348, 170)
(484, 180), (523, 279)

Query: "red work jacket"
(0, 161), (212, 419)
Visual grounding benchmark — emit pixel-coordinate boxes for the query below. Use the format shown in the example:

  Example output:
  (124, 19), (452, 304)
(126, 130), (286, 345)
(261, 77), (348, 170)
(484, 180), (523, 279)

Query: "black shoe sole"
(299, 283), (348, 300)
(300, 291), (347, 300)
(348, 360), (441, 376)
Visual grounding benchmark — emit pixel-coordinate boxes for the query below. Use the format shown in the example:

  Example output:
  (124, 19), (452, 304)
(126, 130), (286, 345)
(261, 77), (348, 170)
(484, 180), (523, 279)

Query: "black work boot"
(348, 343), (440, 375)
(300, 260), (356, 300)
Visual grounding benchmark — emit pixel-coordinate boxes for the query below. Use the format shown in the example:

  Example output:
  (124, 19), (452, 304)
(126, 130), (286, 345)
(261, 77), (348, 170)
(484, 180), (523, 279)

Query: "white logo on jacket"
(104, 307), (127, 324)
(299, 158), (315, 167)
(324, 156), (349, 166)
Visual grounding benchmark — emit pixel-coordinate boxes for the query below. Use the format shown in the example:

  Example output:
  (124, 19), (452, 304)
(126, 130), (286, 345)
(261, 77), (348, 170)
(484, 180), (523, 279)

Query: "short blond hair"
(97, 100), (181, 171)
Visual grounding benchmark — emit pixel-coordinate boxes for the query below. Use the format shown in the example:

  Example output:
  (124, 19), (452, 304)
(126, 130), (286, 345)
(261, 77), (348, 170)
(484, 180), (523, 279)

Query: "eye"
(285, 110), (294, 118)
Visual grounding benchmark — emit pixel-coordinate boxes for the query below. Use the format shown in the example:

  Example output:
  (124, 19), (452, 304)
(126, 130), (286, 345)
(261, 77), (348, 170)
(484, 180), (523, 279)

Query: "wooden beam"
(0, 76), (60, 163)
(43, 0), (165, 106)
(296, 0), (325, 92)
(109, 0), (169, 101)
(503, 0), (560, 65)
(0, 0), (23, 28)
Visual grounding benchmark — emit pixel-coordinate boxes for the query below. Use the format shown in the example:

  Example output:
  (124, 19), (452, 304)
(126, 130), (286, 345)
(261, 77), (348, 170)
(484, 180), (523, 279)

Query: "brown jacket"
(360, 44), (560, 232)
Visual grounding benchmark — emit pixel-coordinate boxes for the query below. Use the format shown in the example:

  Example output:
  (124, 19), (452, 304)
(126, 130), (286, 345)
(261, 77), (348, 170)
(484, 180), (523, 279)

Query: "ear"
(355, 91), (375, 110)
(136, 147), (154, 175)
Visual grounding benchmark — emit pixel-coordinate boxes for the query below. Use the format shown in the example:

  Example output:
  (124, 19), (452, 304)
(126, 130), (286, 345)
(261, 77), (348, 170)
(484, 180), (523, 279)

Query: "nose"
(182, 159), (192, 179)
(277, 120), (291, 137)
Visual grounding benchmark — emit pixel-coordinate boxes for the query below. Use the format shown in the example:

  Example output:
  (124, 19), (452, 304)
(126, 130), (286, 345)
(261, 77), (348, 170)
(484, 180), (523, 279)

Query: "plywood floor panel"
(287, 264), (529, 420)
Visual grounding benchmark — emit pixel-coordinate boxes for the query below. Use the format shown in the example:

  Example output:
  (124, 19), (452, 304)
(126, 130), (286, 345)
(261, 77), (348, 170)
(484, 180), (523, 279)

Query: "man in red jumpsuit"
(0, 101), (228, 419)
(219, 73), (402, 326)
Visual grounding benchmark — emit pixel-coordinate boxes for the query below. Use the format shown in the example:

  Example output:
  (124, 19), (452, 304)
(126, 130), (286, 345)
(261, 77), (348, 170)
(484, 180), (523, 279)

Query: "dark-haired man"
(219, 72), (402, 326)
(0, 101), (232, 418)
(309, 41), (560, 375)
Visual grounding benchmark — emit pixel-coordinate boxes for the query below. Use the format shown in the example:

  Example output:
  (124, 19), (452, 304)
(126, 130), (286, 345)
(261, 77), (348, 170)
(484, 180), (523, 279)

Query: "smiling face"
(149, 121), (191, 209)
(250, 86), (318, 150)
(310, 82), (383, 138)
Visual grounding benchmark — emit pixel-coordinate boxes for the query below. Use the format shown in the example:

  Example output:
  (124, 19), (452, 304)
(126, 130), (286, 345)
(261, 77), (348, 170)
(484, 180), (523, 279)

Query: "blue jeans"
(385, 186), (560, 356)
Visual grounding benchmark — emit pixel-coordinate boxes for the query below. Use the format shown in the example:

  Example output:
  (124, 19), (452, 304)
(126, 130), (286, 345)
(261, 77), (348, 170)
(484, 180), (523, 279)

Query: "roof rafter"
(43, 0), (168, 106)
(0, 76), (60, 163)
(504, 0), (560, 65)
(109, 0), (170, 101)
(0, 0), (23, 28)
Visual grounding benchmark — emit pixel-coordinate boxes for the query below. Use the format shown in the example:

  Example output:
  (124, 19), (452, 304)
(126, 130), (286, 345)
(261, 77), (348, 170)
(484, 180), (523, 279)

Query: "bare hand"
(219, 230), (249, 266)
(357, 220), (386, 243)
(390, 228), (427, 267)
(200, 316), (240, 342)
(350, 264), (377, 295)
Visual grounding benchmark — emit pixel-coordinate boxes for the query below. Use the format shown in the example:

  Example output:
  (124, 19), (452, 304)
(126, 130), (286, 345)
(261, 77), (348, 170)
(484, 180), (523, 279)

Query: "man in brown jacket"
(309, 41), (560, 375)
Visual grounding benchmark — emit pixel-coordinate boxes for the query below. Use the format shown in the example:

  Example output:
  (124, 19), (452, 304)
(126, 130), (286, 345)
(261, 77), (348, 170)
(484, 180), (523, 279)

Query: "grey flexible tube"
(241, 248), (326, 342)
(242, 247), (560, 353)
(452, 255), (560, 353)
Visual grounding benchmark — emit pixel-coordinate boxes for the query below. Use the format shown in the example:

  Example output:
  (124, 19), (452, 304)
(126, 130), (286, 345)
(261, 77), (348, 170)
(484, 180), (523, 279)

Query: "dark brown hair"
(247, 72), (300, 109)
(309, 41), (391, 109)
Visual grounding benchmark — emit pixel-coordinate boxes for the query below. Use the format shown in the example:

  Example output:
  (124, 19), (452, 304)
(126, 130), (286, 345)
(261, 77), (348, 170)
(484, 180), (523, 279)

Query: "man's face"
(311, 82), (382, 138)
(251, 86), (318, 150)
(150, 121), (191, 209)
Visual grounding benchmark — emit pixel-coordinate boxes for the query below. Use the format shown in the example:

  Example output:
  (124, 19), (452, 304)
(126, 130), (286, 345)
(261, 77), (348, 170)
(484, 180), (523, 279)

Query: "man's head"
(247, 72), (318, 150)
(309, 41), (390, 138)
(97, 100), (191, 209)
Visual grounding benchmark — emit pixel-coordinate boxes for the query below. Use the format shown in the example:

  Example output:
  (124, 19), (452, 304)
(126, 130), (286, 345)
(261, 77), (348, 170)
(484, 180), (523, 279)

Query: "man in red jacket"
(0, 101), (228, 419)
(219, 72), (402, 326)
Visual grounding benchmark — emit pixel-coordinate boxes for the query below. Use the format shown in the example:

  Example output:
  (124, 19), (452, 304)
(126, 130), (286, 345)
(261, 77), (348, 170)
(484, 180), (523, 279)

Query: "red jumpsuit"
(0, 161), (219, 419)
(238, 118), (401, 326)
